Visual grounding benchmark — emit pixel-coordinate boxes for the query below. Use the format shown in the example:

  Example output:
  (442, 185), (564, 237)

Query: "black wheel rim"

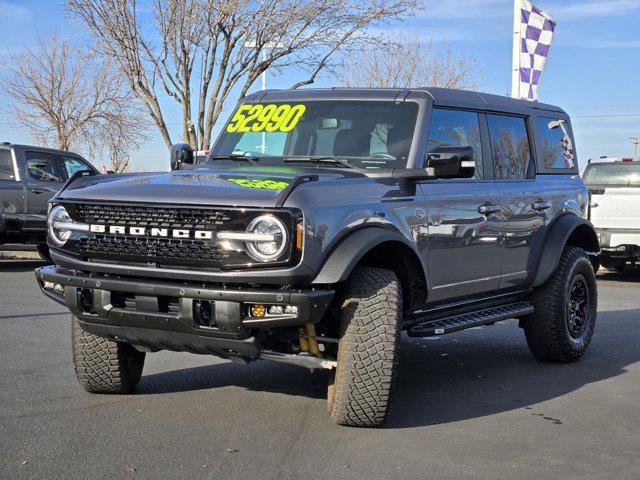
(567, 274), (589, 338)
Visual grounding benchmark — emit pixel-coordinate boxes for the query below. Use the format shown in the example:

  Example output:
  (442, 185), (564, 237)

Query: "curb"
(0, 251), (43, 260)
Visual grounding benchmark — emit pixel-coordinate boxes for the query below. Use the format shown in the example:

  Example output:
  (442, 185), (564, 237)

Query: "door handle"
(31, 188), (45, 194)
(478, 204), (501, 215)
(532, 200), (551, 211)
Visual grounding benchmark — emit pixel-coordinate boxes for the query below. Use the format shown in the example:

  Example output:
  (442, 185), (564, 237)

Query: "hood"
(58, 166), (358, 208)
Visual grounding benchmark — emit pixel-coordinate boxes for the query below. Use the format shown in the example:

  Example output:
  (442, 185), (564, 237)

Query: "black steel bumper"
(35, 265), (334, 359)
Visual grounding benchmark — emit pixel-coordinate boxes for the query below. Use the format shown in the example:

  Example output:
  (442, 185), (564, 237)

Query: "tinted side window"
(537, 116), (576, 169)
(25, 151), (62, 182)
(427, 108), (483, 179)
(487, 115), (533, 180)
(61, 155), (91, 176)
(0, 150), (15, 181)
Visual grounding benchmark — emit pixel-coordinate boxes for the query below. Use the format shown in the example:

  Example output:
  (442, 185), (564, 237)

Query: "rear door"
(421, 108), (503, 303)
(23, 150), (65, 230)
(488, 114), (548, 289)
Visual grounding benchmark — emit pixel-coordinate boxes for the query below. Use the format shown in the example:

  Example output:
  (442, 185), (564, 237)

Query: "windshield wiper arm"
(208, 154), (261, 166)
(283, 156), (354, 168)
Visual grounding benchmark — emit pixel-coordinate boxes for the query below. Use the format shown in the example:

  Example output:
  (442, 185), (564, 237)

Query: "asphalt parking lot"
(1, 260), (639, 480)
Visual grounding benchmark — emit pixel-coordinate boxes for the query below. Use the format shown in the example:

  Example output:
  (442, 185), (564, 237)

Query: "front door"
(421, 108), (503, 303)
(23, 151), (64, 230)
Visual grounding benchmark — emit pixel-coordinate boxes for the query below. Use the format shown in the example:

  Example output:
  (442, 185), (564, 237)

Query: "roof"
(242, 87), (566, 116)
(0, 143), (84, 156)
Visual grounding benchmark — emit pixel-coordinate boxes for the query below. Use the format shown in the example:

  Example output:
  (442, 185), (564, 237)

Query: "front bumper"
(35, 265), (333, 359)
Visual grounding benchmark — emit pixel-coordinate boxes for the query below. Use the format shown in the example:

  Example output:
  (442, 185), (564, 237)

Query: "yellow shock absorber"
(305, 323), (321, 357)
(298, 327), (309, 352)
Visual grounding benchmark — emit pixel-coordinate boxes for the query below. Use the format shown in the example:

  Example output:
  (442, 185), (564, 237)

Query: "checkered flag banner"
(512, 0), (556, 101)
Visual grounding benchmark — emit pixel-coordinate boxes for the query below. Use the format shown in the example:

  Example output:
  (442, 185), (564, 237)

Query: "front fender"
(532, 215), (599, 288)
(311, 227), (426, 285)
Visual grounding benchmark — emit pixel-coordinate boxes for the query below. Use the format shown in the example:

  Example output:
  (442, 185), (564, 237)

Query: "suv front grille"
(63, 202), (298, 269)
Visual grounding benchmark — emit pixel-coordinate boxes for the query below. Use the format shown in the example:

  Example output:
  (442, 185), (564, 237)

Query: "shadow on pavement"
(597, 265), (640, 283)
(137, 307), (640, 428)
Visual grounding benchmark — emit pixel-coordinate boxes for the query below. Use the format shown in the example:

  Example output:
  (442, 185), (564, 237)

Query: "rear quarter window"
(537, 116), (576, 169)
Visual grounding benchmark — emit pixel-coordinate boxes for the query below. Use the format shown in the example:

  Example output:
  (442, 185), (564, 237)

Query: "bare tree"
(0, 36), (147, 172)
(340, 34), (477, 90)
(65, 0), (417, 151)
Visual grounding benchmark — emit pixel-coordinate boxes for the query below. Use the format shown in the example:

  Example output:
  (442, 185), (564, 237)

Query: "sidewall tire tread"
(328, 267), (401, 427)
(72, 315), (145, 394)
(524, 247), (597, 363)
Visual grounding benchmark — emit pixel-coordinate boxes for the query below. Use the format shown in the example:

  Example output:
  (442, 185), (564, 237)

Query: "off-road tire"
(523, 247), (597, 363)
(327, 267), (401, 427)
(72, 315), (145, 393)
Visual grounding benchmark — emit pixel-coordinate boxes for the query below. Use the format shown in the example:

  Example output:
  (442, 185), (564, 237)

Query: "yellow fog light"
(250, 304), (266, 317)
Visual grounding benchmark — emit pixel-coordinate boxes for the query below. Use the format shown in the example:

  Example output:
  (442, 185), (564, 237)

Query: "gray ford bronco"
(36, 88), (599, 427)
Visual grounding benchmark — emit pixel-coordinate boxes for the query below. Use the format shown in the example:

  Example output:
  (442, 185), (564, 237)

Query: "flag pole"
(511, 0), (521, 98)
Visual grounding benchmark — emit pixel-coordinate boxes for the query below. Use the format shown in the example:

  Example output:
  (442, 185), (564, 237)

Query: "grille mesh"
(73, 203), (231, 229)
(79, 235), (228, 264)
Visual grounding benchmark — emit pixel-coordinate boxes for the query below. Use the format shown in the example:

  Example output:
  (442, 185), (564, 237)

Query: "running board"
(407, 302), (534, 337)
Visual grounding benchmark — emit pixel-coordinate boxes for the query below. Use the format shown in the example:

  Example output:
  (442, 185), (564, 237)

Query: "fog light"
(43, 281), (64, 295)
(284, 305), (298, 315)
(268, 305), (284, 315)
(250, 304), (266, 317)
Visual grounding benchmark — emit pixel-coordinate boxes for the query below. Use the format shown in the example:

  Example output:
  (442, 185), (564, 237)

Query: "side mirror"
(426, 146), (475, 179)
(170, 143), (195, 171)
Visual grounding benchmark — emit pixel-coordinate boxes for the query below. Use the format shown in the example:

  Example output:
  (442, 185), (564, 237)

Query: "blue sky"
(0, 0), (639, 171)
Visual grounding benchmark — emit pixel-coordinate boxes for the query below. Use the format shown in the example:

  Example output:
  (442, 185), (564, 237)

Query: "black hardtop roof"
(242, 87), (567, 116)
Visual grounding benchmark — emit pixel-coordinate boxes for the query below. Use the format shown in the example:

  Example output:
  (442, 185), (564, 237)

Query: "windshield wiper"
(208, 154), (261, 166)
(283, 156), (354, 168)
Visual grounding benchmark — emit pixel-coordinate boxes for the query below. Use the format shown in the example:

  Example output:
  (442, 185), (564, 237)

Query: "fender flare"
(532, 215), (599, 288)
(311, 227), (427, 285)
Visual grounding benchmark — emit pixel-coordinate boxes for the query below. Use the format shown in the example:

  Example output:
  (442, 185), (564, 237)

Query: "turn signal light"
(296, 223), (304, 250)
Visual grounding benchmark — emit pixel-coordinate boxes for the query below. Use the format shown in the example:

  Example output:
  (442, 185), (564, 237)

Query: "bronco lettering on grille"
(89, 224), (214, 239)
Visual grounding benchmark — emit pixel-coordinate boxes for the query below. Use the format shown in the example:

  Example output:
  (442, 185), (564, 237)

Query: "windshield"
(583, 163), (640, 187)
(210, 101), (419, 169)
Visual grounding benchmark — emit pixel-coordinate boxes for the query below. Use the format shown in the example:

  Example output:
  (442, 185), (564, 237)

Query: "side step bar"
(407, 302), (534, 337)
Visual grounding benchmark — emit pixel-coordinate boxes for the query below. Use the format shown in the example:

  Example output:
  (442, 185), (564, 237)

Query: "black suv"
(0, 143), (97, 258)
(35, 88), (599, 427)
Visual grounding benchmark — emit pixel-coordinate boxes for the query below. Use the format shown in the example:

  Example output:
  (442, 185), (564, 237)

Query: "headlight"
(244, 215), (287, 262)
(48, 205), (72, 246)
(47, 205), (89, 246)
